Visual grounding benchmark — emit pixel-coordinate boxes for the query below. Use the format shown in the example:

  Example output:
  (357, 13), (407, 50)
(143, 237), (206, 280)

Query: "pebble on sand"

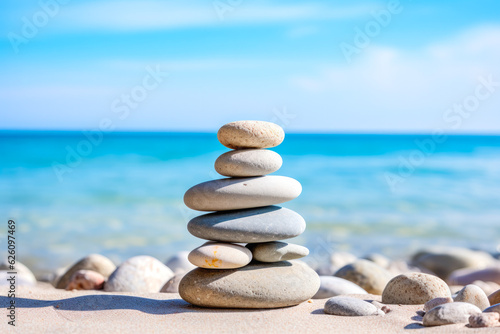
(313, 276), (368, 299)
(323, 297), (384, 316)
(66, 270), (105, 290)
(179, 260), (319, 308)
(55, 254), (116, 289)
(468, 313), (500, 328)
(334, 259), (392, 295)
(104, 256), (174, 293)
(454, 284), (490, 310)
(489, 289), (500, 306)
(423, 302), (482, 326)
(217, 120), (285, 149)
(382, 272), (451, 305)
(423, 297), (453, 312)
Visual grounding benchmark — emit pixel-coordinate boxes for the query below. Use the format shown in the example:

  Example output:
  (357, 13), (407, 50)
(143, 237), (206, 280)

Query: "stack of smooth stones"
(179, 120), (320, 308)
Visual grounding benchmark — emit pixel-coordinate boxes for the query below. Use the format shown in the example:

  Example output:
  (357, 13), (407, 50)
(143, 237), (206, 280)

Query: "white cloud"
(53, 1), (376, 32)
(288, 25), (500, 132)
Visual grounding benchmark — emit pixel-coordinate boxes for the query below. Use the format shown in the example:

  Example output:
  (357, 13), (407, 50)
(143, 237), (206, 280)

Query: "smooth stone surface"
(489, 289), (500, 306)
(188, 206), (306, 243)
(334, 259), (392, 295)
(217, 120), (285, 149)
(246, 242), (309, 262)
(469, 313), (500, 328)
(0, 261), (37, 286)
(215, 149), (282, 177)
(160, 272), (186, 293)
(448, 266), (500, 285)
(423, 302), (481, 326)
(382, 273), (451, 305)
(165, 251), (196, 274)
(484, 303), (500, 315)
(324, 297), (383, 316)
(104, 256), (174, 293)
(189, 242), (252, 269)
(66, 270), (105, 290)
(423, 297), (454, 312)
(411, 247), (495, 279)
(454, 284), (490, 310)
(179, 260), (320, 308)
(184, 176), (301, 211)
(56, 254), (116, 289)
(313, 276), (368, 299)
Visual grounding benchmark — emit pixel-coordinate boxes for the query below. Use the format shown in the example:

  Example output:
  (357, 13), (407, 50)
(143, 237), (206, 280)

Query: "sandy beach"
(0, 284), (497, 333)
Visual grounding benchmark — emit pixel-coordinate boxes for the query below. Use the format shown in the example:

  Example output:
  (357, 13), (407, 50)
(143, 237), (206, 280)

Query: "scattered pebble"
(165, 251), (196, 274)
(489, 289), (500, 306)
(454, 284), (490, 310)
(104, 256), (173, 293)
(312, 276), (368, 299)
(66, 270), (105, 290)
(423, 302), (481, 326)
(423, 297), (453, 312)
(334, 259), (392, 295)
(324, 296), (383, 316)
(382, 272), (451, 305)
(469, 313), (500, 328)
(411, 247), (494, 279)
(160, 272), (186, 293)
(55, 254), (116, 289)
(448, 266), (500, 285)
(0, 261), (37, 286)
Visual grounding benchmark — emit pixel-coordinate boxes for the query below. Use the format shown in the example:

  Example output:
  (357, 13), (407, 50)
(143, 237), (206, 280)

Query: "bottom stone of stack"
(179, 260), (320, 308)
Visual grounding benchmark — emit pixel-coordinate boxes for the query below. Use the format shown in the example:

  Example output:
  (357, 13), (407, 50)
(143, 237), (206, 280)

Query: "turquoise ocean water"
(1, 131), (500, 274)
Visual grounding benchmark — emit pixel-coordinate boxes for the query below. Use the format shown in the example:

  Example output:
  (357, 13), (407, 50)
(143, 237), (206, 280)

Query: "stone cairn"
(179, 120), (320, 308)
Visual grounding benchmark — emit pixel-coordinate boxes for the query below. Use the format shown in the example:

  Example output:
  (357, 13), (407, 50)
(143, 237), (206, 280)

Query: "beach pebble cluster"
(179, 120), (320, 308)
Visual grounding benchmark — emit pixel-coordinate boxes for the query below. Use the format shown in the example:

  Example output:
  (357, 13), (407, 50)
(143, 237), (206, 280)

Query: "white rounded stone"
(215, 149), (282, 177)
(188, 242), (252, 269)
(217, 121), (285, 149)
(246, 242), (309, 262)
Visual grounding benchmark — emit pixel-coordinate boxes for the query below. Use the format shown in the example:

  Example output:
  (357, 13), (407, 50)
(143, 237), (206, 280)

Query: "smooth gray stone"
(313, 276), (368, 299)
(55, 254), (116, 289)
(324, 297), (383, 316)
(184, 175), (301, 211)
(215, 149), (282, 177)
(454, 284), (490, 310)
(188, 206), (306, 243)
(423, 302), (481, 326)
(179, 260), (320, 308)
(246, 242), (309, 262)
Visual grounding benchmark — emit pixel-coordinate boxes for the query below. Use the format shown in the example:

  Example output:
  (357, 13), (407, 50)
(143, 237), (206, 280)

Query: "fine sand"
(1, 285), (498, 333)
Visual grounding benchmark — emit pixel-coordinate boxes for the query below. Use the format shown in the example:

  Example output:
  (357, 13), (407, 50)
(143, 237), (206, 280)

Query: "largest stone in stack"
(179, 120), (320, 309)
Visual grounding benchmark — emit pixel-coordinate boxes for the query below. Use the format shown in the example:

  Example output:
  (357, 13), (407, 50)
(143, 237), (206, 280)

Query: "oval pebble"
(334, 259), (392, 295)
(382, 272), (451, 305)
(104, 256), (174, 293)
(66, 270), (105, 290)
(217, 121), (285, 149)
(313, 276), (368, 299)
(184, 176), (301, 211)
(188, 206), (305, 243)
(188, 242), (252, 269)
(215, 149), (282, 177)
(324, 297), (383, 316)
(423, 297), (453, 312)
(55, 254), (116, 289)
(489, 289), (500, 306)
(246, 242), (308, 262)
(423, 302), (481, 326)
(469, 313), (500, 328)
(454, 284), (490, 310)
(179, 260), (319, 308)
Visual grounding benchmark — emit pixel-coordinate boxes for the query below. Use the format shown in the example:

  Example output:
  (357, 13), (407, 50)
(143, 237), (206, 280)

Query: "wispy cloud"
(52, 1), (376, 32)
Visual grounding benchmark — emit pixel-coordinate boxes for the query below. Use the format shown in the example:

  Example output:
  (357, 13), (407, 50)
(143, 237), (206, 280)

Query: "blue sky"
(1, 0), (499, 133)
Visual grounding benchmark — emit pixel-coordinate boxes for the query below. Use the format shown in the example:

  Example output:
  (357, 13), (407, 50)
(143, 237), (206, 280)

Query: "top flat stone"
(217, 121), (285, 149)
(184, 176), (302, 211)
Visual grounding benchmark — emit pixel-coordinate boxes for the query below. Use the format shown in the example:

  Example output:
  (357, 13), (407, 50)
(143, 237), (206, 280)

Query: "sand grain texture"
(2, 286), (499, 333)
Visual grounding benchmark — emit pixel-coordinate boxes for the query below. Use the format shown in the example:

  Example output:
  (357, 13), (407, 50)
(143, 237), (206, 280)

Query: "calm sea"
(1, 131), (500, 274)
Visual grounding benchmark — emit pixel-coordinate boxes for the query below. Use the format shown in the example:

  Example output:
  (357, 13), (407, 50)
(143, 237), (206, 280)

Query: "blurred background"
(1, 0), (499, 275)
